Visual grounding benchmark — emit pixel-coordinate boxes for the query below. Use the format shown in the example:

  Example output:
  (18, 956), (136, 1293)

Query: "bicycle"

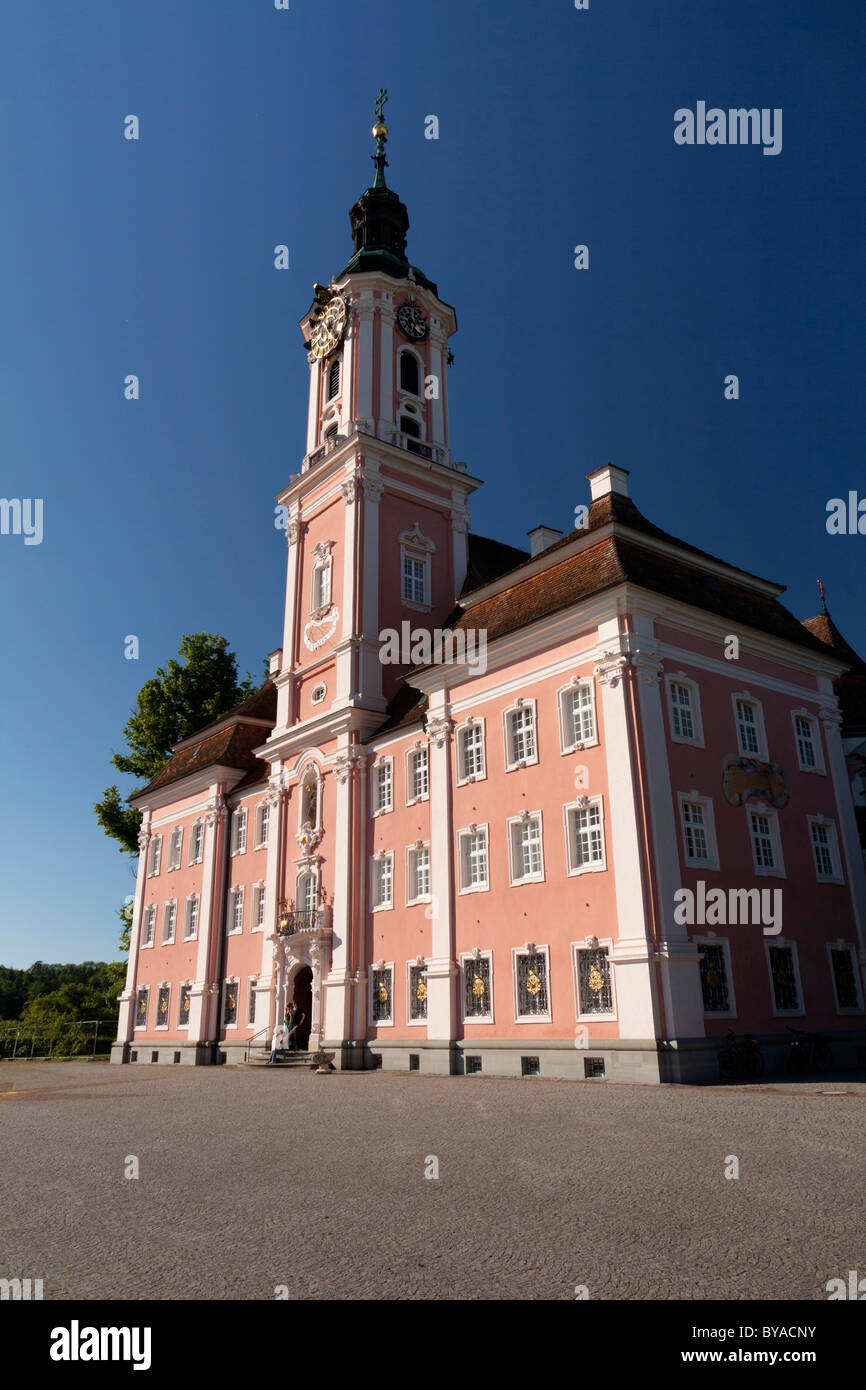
(785, 1025), (831, 1074)
(717, 1030), (765, 1081)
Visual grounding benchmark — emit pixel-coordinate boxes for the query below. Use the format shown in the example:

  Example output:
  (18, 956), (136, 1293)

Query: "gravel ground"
(1, 1061), (864, 1301)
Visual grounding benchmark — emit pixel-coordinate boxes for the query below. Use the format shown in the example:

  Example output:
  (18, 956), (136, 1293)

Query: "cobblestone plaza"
(2, 1062), (864, 1301)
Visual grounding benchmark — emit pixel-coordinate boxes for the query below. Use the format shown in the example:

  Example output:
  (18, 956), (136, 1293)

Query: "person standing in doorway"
(268, 1020), (287, 1064)
(286, 998), (306, 1052)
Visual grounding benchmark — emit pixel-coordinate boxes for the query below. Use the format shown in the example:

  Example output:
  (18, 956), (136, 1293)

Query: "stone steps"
(245, 1049), (334, 1071)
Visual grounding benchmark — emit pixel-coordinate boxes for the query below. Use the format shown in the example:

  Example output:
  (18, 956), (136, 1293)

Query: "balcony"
(300, 421), (455, 475)
(276, 908), (325, 937)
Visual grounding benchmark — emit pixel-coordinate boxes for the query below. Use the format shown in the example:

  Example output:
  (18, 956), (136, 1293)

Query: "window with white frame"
(504, 700), (537, 769)
(326, 355), (341, 401)
(748, 807), (784, 876)
(373, 760), (393, 814)
(461, 952), (493, 1021)
(514, 947), (551, 1021)
(458, 826), (489, 892)
(766, 943), (801, 1014)
(372, 854), (393, 910)
(178, 985), (191, 1028)
(793, 712), (823, 772)
(141, 904), (156, 948)
(457, 720), (485, 782)
(223, 980), (239, 1027)
(828, 943), (863, 1013)
(135, 987), (149, 1028)
(678, 794), (719, 869)
(508, 813), (544, 884)
(399, 525), (434, 608)
(560, 680), (597, 752)
(697, 941), (734, 1015)
(189, 820), (204, 864)
(408, 963), (428, 1021)
(297, 872), (317, 915)
(407, 843), (431, 903)
(228, 886), (244, 933)
(407, 745), (429, 802)
(184, 895), (199, 941)
(667, 677), (703, 745)
(162, 901), (177, 944)
(809, 817), (842, 882)
(399, 350), (420, 396)
(574, 944), (615, 1018)
(371, 966), (393, 1023)
(734, 695), (766, 758)
(232, 808), (247, 855)
(565, 798), (606, 874)
(255, 801), (270, 848)
(402, 553), (427, 605)
(156, 985), (170, 1029)
(253, 883), (266, 930)
(148, 835), (162, 876)
(248, 978), (258, 1025)
(169, 827), (182, 870)
(312, 553), (332, 612)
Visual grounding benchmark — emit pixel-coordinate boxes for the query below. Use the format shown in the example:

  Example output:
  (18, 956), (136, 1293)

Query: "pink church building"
(112, 113), (866, 1083)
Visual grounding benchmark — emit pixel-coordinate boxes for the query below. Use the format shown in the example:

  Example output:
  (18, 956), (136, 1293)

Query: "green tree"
(94, 633), (256, 856)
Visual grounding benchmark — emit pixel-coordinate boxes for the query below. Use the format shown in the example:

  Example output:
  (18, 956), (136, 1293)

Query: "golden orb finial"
(372, 120), (389, 140)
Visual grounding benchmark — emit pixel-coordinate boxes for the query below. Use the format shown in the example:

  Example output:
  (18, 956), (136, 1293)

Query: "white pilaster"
(116, 818), (152, 1042)
(255, 780), (284, 1039)
(324, 745), (358, 1042)
(820, 695), (866, 964)
(379, 309), (393, 425)
(187, 791), (226, 1043)
(429, 337), (445, 446)
(306, 356), (320, 454)
(425, 703), (456, 1039)
(356, 307), (375, 420)
(339, 311), (355, 434)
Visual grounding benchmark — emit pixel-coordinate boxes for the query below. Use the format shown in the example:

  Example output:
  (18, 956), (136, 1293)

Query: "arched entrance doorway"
(291, 966), (313, 1050)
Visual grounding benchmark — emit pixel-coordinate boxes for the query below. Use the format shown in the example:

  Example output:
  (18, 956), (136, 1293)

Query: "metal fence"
(0, 1019), (117, 1060)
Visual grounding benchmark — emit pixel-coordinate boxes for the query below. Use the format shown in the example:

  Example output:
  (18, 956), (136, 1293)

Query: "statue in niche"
(301, 780), (317, 829)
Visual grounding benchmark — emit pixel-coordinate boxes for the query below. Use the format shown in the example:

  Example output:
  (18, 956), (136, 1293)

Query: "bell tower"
(270, 94), (482, 741)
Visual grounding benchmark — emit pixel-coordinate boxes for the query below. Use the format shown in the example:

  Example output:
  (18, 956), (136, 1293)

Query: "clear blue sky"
(0, 1), (863, 969)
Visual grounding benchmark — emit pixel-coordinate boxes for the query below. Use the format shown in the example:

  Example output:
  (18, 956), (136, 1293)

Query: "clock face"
(397, 301), (428, 342)
(309, 294), (347, 360)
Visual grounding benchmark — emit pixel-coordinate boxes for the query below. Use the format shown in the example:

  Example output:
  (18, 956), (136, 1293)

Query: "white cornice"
(131, 764), (248, 813)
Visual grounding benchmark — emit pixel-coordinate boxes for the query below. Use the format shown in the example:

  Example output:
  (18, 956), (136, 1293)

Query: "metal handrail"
(243, 1025), (271, 1063)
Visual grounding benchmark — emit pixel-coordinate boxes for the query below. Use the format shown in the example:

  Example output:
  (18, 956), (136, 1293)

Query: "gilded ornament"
(526, 970), (542, 996)
(587, 965), (605, 993)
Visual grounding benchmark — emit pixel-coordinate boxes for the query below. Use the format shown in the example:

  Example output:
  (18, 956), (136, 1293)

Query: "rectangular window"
(409, 965), (428, 1022)
(811, 821), (836, 879)
(409, 747), (429, 801)
(736, 699), (760, 755)
(142, 905), (156, 947)
(402, 555), (426, 604)
(257, 802), (270, 847)
(670, 683), (695, 740)
(229, 887), (244, 933)
(408, 844), (430, 902)
(184, 896), (199, 940)
(148, 836), (162, 876)
(374, 761), (393, 813)
(189, 821), (204, 864)
(681, 800), (710, 863)
(458, 723), (485, 780)
(459, 829), (489, 891)
(232, 810), (247, 854)
(162, 902), (176, 944)
(507, 705), (536, 765)
(575, 947), (614, 1016)
(568, 801), (604, 871)
(169, 828), (182, 870)
(563, 683), (596, 748)
(830, 946), (861, 1011)
(698, 943), (731, 1013)
(515, 951), (549, 1019)
(463, 956), (492, 1020)
(223, 981), (239, 1027)
(254, 884), (266, 930)
(372, 968), (393, 1023)
(750, 811), (776, 870)
(373, 855), (393, 909)
(510, 815), (542, 882)
(313, 561), (331, 611)
(156, 985), (170, 1028)
(178, 985), (191, 1027)
(135, 987), (149, 1028)
(768, 945), (799, 1013)
(795, 715), (817, 769)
